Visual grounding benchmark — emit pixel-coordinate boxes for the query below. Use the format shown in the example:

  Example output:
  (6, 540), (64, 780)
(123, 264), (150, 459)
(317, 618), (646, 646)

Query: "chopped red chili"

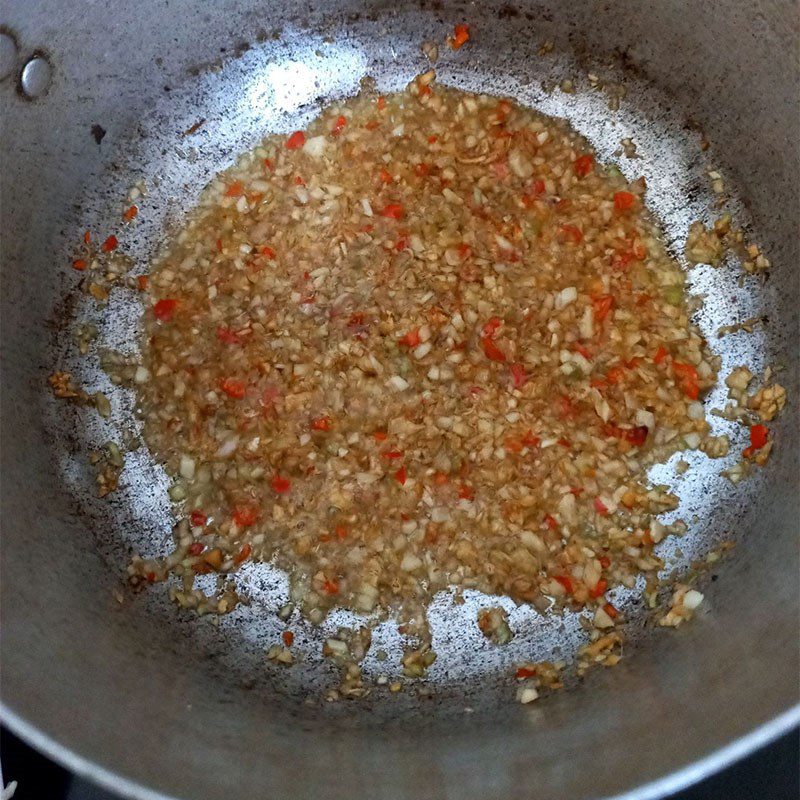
(225, 181), (245, 198)
(220, 379), (247, 399)
(593, 497), (610, 516)
(672, 361), (700, 400)
(515, 666), (537, 679)
(592, 295), (614, 322)
(285, 130), (306, 149)
(380, 203), (404, 219)
(232, 506), (259, 527)
(559, 224), (583, 244)
(101, 235), (118, 252)
(510, 362), (528, 389)
(153, 298), (178, 322)
(271, 475), (291, 494)
(189, 511), (208, 527)
(450, 24), (470, 49)
(399, 328), (422, 348)
(613, 191), (636, 211)
(589, 578), (608, 599)
(574, 154), (594, 177)
(554, 575), (574, 595)
(482, 338), (507, 362)
(216, 326), (240, 345)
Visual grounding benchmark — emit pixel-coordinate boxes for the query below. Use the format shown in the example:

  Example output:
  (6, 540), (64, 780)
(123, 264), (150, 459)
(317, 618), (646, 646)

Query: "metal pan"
(1, 1), (797, 798)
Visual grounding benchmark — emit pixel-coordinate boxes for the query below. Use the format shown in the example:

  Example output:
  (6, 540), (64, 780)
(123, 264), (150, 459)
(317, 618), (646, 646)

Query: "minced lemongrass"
(129, 76), (722, 644)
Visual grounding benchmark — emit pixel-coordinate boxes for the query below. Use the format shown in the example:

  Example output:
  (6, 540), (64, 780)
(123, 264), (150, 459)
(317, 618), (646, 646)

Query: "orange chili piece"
(232, 506), (259, 527)
(153, 298), (178, 322)
(271, 475), (291, 494)
(481, 317), (503, 338)
(234, 543), (252, 565)
(504, 437), (524, 453)
(224, 181), (245, 197)
(220, 379), (247, 399)
(398, 328), (421, 348)
(574, 154), (594, 177)
(593, 497), (610, 516)
(606, 365), (626, 385)
(614, 191), (636, 211)
(743, 423), (769, 458)
(522, 430), (540, 448)
(515, 666), (537, 679)
(216, 327), (240, 345)
(592, 295), (614, 322)
(482, 338), (507, 362)
(190, 511), (207, 527)
(285, 130), (306, 149)
(554, 575), (574, 595)
(510, 362), (527, 389)
(101, 235), (118, 252)
(458, 484), (474, 501)
(450, 24), (470, 49)
(672, 361), (700, 400)
(559, 224), (583, 244)
(749, 423), (769, 449)
(380, 203), (404, 219)
(589, 579), (608, 599)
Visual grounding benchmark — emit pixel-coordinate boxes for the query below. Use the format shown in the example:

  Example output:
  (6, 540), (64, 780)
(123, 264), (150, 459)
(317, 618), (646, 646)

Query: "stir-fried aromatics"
(128, 75), (727, 623)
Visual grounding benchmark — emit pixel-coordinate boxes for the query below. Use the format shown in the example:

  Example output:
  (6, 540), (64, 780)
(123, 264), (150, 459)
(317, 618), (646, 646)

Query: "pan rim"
(2, 700), (798, 800)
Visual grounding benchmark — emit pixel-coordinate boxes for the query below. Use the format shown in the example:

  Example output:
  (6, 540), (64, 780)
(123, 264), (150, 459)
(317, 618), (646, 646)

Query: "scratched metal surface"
(1, 1), (797, 799)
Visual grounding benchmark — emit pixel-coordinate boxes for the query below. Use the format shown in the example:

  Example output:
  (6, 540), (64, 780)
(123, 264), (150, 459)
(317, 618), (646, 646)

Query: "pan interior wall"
(1, 3), (796, 800)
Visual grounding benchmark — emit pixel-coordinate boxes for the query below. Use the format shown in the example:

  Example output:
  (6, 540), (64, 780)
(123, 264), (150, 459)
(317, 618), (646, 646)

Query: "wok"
(1, 1), (798, 798)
